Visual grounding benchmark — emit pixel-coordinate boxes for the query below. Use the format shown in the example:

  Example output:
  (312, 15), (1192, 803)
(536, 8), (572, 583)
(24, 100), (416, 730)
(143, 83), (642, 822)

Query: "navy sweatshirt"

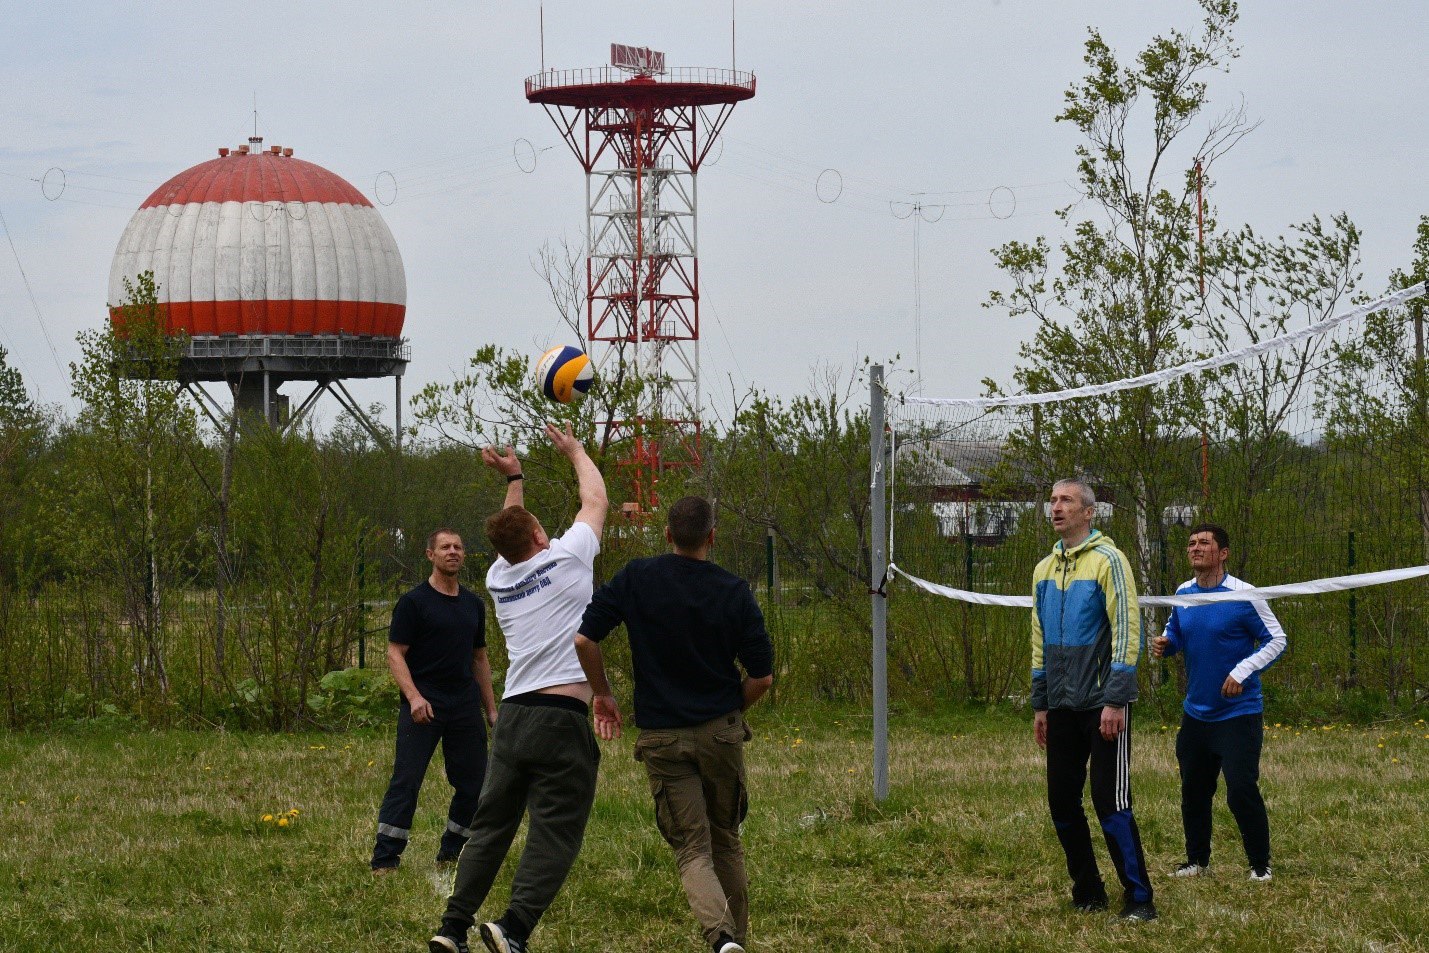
(579, 553), (774, 729)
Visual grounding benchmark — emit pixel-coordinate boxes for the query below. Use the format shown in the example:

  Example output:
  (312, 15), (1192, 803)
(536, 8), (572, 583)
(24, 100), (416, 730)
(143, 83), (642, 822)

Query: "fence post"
(358, 534), (367, 670)
(870, 364), (889, 802)
(1347, 530), (1357, 686)
(765, 525), (775, 593)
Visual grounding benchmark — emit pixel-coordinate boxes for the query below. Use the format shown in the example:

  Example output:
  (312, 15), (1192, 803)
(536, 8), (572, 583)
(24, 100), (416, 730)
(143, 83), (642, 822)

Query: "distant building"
(897, 439), (1113, 541)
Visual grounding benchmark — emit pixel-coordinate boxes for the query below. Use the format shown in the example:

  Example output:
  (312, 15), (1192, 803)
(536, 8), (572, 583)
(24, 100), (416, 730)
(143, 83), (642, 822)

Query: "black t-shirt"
(579, 554), (774, 729)
(389, 580), (486, 695)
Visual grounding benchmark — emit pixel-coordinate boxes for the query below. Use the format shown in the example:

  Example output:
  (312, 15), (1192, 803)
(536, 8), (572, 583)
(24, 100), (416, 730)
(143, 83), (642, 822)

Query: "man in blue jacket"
(1152, 523), (1286, 883)
(1031, 477), (1154, 921)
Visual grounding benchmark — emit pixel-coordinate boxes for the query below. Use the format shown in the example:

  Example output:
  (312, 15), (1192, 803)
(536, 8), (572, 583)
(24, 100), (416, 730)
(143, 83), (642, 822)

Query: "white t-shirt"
(485, 521), (600, 698)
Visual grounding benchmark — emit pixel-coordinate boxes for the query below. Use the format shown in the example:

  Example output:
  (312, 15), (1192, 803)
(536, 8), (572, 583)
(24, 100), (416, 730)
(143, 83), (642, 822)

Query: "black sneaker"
(479, 922), (526, 953)
(430, 935), (469, 953)
(1118, 900), (1158, 922)
(1250, 864), (1272, 882)
(1071, 897), (1109, 912)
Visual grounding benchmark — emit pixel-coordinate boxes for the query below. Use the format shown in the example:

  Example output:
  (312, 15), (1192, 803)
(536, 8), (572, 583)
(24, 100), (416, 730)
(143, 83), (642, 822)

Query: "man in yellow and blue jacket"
(1031, 478), (1155, 921)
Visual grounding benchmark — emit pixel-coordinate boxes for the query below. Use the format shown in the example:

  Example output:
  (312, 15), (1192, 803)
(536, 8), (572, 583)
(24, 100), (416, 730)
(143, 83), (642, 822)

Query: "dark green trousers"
(441, 698), (600, 939)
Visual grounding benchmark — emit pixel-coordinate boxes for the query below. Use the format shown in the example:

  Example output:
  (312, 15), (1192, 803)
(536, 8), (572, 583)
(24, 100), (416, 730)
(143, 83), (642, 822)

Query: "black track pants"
(1045, 706), (1153, 905)
(1176, 711), (1270, 869)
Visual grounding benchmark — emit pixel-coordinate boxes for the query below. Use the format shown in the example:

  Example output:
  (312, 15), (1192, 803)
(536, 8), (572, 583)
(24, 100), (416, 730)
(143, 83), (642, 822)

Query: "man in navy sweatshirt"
(574, 495), (774, 953)
(1152, 523), (1287, 883)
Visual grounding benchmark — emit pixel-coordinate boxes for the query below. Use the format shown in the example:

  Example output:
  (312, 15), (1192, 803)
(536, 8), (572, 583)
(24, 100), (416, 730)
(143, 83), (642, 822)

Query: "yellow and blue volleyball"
(534, 345), (594, 403)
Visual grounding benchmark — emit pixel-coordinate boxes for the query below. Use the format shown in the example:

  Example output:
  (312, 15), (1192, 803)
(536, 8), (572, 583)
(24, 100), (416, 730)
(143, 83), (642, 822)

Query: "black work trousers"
(1176, 711), (1270, 870)
(1045, 706), (1153, 905)
(441, 696), (600, 943)
(371, 685), (488, 869)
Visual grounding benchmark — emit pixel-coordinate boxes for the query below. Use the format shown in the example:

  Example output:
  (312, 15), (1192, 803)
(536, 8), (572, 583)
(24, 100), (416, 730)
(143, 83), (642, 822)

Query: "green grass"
(1, 707), (1426, 951)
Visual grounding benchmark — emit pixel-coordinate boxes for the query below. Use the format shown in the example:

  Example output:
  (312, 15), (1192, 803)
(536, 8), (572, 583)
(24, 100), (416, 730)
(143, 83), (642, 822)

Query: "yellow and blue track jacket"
(1030, 530), (1141, 711)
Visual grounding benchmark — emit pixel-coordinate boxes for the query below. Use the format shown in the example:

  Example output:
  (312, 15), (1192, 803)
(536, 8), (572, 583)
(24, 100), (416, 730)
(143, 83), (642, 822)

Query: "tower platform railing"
(526, 67), (755, 96)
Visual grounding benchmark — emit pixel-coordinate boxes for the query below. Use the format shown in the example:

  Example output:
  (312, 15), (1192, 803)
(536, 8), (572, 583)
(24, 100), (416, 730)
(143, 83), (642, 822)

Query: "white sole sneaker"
(1173, 863), (1207, 877)
(716, 943), (746, 953)
(479, 922), (520, 953)
(1250, 866), (1272, 882)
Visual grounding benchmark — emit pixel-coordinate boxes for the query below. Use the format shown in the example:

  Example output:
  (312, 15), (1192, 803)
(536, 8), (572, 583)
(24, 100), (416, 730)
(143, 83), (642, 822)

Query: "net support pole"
(870, 364), (889, 801)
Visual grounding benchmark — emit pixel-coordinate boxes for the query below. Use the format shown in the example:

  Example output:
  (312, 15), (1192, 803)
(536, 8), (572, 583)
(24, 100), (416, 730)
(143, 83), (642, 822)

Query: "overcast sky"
(2, 0), (1425, 431)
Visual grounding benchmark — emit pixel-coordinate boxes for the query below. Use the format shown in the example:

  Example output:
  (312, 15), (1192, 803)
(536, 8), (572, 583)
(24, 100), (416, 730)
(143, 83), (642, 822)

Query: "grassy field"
(1, 706), (1425, 952)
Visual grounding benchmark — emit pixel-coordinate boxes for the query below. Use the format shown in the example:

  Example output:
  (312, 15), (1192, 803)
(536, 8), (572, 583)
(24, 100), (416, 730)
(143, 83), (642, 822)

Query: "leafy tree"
(0, 345), (49, 586)
(1199, 214), (1362, 571)
(702, 362), (873, 595)
(38, 271), (206, 703)
(984, 0), (1364, 597)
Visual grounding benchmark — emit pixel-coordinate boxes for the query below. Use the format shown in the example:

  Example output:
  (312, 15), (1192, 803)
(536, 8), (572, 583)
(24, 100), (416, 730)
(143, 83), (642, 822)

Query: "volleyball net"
(875, 280), (1429, 708)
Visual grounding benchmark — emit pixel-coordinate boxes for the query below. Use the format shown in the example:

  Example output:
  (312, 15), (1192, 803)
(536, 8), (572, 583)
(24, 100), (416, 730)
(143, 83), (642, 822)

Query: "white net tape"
(901, 282), (1425, 409)
(890, 562), (1429, 608)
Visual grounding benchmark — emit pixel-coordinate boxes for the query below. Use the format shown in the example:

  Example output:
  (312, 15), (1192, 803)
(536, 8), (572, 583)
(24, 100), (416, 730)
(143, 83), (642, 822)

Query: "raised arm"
(482, 445), (524, 508)
(546, 422), (608, 535)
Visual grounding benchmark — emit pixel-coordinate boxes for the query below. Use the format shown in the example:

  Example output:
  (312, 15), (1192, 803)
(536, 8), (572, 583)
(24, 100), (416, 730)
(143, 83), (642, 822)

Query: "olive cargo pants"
(634, 710), (753, 947)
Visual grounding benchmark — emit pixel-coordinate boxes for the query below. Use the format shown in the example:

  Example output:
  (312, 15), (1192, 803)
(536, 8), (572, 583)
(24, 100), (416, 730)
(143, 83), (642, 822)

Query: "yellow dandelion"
(1377, 743), (1384, 749)
(278, 817), (290, 828)
(288, 809), (300, 817)
(1391, 758), (1400, 764)
(367, 760), (375, 767)
(262, 814), (274, 823)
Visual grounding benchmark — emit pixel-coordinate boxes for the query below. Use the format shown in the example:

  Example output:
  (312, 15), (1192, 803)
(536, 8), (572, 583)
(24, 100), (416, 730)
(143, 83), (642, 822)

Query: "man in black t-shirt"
(575, 496), (774, 953)
(371, 527), (498, 872)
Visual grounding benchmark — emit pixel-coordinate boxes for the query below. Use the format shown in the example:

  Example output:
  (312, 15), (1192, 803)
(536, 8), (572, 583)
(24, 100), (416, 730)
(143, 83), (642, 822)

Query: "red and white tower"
(527, 45), (754, 511)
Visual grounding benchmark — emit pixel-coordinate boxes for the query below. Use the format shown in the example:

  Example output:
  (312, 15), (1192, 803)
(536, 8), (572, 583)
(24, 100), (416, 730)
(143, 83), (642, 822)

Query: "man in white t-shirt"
(429, 422), (607, 953)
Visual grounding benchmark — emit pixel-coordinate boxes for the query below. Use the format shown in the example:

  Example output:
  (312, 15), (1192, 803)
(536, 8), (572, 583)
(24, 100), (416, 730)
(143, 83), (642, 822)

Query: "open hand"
(593, 694), (623, 740)
(482, 445), (521, 477)
(545, 422), (585, 459)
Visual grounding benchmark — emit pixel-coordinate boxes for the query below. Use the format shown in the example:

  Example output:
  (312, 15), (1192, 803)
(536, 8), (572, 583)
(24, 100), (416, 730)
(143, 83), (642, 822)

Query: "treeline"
(0, 289), (882, 728)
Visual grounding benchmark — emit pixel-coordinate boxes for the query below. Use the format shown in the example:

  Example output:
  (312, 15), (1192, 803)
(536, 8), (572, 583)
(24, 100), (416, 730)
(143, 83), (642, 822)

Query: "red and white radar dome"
(108, 144), (406, 338)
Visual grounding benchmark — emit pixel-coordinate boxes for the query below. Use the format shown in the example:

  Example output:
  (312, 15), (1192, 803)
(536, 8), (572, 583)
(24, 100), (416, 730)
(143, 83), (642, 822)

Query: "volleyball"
(534, 345), (594, 404)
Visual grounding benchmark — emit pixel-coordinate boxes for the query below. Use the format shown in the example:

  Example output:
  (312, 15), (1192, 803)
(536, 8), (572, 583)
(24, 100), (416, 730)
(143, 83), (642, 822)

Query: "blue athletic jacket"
(1031, 530), (1141, 711)
(1159, 574), (1288, 721)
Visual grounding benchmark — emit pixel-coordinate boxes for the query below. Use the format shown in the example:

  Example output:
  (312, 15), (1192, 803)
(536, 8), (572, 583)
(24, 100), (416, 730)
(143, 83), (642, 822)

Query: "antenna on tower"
(731, 1), (736, 72)
(539, 3), (545, 72)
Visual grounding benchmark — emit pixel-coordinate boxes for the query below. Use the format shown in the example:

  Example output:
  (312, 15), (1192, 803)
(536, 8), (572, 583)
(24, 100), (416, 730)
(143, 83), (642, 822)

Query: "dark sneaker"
(1173, 862), (1207, 878)
(429, 935), (469, 953)
(479, 922), (526, 953)
(1071, 897), (1109, 912)
(713, 935), (746, 953)
(1250, 865), (1272, 882)
(1118, 900), (1158, 922)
